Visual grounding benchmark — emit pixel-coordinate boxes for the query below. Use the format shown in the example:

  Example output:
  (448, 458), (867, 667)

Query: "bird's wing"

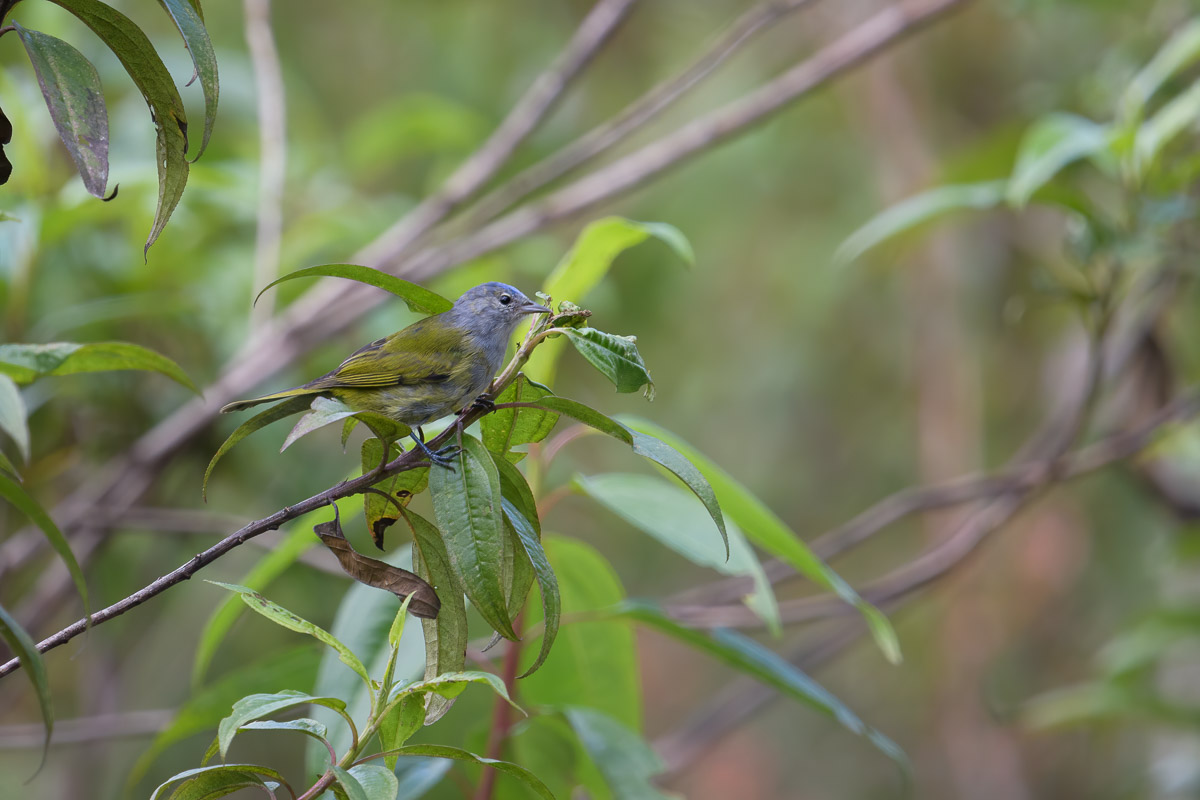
(308, 320), (470, 389)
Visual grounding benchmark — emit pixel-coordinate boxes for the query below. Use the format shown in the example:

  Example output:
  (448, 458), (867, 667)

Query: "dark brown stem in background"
(0, 25), (15, 38)
(475, 615), (525, 800)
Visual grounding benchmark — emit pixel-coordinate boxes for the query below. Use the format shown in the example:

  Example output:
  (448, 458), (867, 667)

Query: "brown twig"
(474, 616), (525, 800)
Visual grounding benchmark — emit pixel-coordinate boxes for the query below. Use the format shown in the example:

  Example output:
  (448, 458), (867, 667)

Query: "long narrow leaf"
(834, 181), (1007, 265)
(369, 744), (555, 800)
(208, 582), (372, 690)
(616, 602), (908, 771)
(407, 509), (468, 724)
(254, 265), (451, 314)
(501, 499), (560, 677)
(49, 0), (190, 252)
(619, 417), (900, 664)
(0, 374), (30, 463)
(203, 396), (310, 499)
(429, 434), (516, 640)
(0, 471), (88, 616)
(150, 764), (290, 800)
(13, 24), (109, 196)
(158, 0), (218, 159)
(0, 341), (198, 392)
(0, 603), (52, 770)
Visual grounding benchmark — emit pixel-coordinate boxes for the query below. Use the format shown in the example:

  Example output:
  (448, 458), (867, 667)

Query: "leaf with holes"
(314, 516), (440, 618)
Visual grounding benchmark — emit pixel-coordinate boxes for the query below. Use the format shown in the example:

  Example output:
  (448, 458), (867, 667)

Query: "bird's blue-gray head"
(449, 282), (551, 338)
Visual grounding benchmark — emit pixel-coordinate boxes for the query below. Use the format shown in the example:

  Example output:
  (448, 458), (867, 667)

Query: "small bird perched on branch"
(221, 282), (550, 466)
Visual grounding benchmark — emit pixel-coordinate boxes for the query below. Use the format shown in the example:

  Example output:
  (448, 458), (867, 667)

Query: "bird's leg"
(409, 428), (460, 469)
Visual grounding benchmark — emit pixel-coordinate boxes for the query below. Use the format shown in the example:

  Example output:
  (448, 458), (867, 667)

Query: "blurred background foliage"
(4, 0), (1200, 797)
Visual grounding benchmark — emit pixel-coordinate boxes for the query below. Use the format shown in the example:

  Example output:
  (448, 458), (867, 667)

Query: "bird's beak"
(521, 301), (552, 316)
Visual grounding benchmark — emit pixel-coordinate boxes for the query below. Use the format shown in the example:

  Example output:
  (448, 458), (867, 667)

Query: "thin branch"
(244, 0), (288, 331)
(384, 0), (974, 281)
(665, 387), (1200, 628)
(355, 0), (640, 265)
(458, 0), (820, 229)
(0, 709), (173, 748)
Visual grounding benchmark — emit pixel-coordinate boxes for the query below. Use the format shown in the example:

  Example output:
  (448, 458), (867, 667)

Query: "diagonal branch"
(457, 0), (821, 229)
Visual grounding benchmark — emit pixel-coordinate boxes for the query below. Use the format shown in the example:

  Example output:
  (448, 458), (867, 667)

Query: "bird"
(221, 282), (551, 466)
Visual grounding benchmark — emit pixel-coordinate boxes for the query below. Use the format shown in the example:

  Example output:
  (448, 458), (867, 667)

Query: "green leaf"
(0, 449), (17, 477)
(1007, 113), (1111, 207)
(0, 603), (52, 771)
(429, 434), (517, 640)
(48, 0), (190, 253)
(0, 341), (198, 392)
(203, 396), (310, 499)
(0, 470), (88, 618)
(835, 181), (1007, 265)
(370, 745), (556, 800)
(13, 24), (108, 196)
(501, 499), (561, 678)
(393, 670), (518, 709)
(481, 375), (558, 461)
(574, 474), (778, 632)
(616, 602), (909, 771)
(216, 689), (348, 760)
(240, 718), (331, 758)
(407, 509), (468, 724)
(1121, 19), (1200, 123)
(361, 439), (428, 549)
(150, 764), (290, 800)
(209, 582), (372, 690)
(532, 397), (633, 444)
(520, 537), (641, 731)
(561, 707), (672, 800)
(254, 265), (452, 314)
(331, 766), (370, 800)
(378, 695), (426, 770)
(305, 547), (427, 775)
(627, 429), (728, 559)
(545, 217), (693, 305)
(345, 764), (400, 800)
(527, 217), (691, 385)
(282, 396), (359, 452)
(192, 519), (321, 687)
(492, 455), (541, 538)
(618, 417), (900, 664)
(562, 328), (655, 399)
(158, 0), (218, 160)
(0, 374), (30, 463)
(1134, 77), (1200, 176)
(128, 646), (319, 792)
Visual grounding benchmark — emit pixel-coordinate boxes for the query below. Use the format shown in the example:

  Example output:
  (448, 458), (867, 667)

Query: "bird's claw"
(468, 395), (496, 414)
(428, 444), (462, 469)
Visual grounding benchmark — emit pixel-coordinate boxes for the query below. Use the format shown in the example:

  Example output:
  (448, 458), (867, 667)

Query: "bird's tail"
(220, 386), (321, 414)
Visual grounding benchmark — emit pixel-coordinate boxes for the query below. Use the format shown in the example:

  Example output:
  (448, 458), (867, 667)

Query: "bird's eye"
(499, 294), (512, 305)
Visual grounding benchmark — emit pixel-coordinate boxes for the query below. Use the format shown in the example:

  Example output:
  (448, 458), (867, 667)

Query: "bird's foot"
(468, 395), (496, 414)
(410, 431), (460, 469)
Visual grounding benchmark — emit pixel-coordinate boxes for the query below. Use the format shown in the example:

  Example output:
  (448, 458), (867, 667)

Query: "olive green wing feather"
(306, 320), (470, 390)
